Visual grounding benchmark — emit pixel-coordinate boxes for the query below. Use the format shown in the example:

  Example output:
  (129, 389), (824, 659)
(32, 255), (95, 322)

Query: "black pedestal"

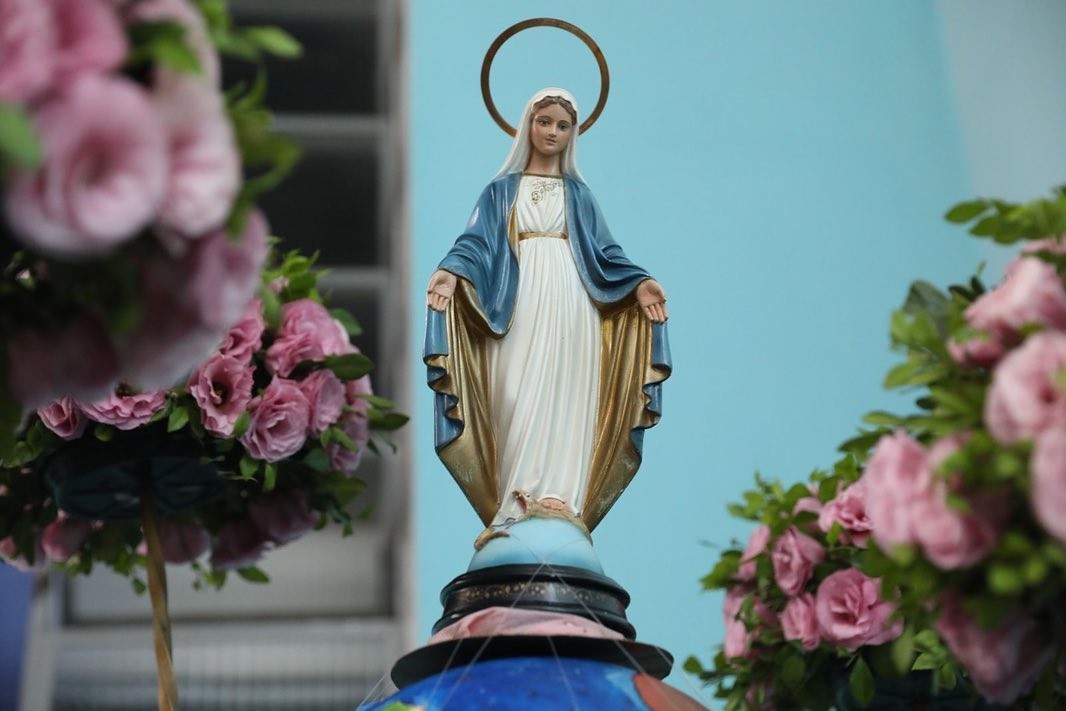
(433, 564), (635, 639)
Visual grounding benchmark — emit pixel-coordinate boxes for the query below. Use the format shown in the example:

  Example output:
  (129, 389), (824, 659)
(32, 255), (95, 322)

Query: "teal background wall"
(409, 1), (992, 700)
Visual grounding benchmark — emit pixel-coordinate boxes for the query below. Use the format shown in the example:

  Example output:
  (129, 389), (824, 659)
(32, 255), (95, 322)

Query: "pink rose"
(771, 526), (826, 596)
(210, 518), (268, 571)
(1030, 429), (1066, 545)
(815, 569), (902, 651)
(970, 256), (1066, 335)
(780, 593), (820, 651)
(80, 389), (167, 430)
(947, 335), (1004, 369)
(187, 354), (254, 437)
(41, 512), (92, 562)
(48, 0), (128, 85)
(240, 378), (311, 462)
(218, 298), (265, 362)
(818, 480), (872, 547)
(265, 299), (352, 376)
(8, 317), (120, 409)
(910, 485), (1001, 570)
(185, 210), (270, 332)
(0, 0), (54, 103)
(248, 490), (317, 545)
(4, 74), (167, 255)
(936, 595), (1053, 704)
(792, 494), (822, 517)
(736, 524), (770, 582)
(864, 431), (929, 549)
(722, 587), (775, 660)
(298, 369), (345, 436)
(0, 535), (44, 572)
(327, 375), (373, 474)
(151, 519), (210, 564)
(37, 397), (87, 439)
(985, 331), (1066, 444)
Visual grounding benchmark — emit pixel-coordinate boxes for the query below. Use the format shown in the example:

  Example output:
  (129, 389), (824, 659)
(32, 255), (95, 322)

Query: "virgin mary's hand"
(427, 269), (458, 311)
(636, 279), (668, 323)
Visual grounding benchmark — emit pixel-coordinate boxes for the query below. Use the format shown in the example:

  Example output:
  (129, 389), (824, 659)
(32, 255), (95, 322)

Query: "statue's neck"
(524, 152), (562, 177)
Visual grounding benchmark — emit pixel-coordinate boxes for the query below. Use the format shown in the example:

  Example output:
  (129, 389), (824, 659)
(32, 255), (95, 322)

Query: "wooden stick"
(140, 483), (179, 710)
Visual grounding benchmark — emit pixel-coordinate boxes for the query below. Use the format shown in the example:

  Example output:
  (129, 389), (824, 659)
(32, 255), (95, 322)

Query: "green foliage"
(944, 187), (1066, 245)
(126, 21), (202, 73)
(0, 103), (41, 172)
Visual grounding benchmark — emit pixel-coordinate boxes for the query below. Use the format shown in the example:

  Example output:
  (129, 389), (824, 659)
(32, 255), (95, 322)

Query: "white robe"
(487, 175), (602, 526)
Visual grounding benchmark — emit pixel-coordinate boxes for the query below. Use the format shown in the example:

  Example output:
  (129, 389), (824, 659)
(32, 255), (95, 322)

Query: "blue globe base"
(468, 517), (604, 574)
(365, 654), (697, 711)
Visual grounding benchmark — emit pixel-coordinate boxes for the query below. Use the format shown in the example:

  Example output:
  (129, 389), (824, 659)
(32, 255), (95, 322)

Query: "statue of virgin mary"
(424, 87), (671, 542)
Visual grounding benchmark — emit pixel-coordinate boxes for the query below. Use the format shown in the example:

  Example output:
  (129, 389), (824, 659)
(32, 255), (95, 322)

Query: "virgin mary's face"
(528, 103), (573, 159)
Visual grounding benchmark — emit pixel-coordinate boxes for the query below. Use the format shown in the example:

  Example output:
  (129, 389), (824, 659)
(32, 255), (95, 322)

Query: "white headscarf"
(495, 87), (585, 182)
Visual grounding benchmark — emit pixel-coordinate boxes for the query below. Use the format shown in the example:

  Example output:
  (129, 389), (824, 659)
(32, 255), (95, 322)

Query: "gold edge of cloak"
(581, 303), (669, 532)
(427, 279), (500, 527)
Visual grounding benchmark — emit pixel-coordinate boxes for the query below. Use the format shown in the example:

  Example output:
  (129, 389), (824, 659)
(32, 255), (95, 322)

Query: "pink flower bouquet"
(0, 251), (406, 589)
(0, 0), (303, 456)
(691, 187), (1066, 709)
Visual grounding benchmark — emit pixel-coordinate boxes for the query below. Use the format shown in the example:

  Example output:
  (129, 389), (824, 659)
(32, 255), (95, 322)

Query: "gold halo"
(481, 18), (610, 137)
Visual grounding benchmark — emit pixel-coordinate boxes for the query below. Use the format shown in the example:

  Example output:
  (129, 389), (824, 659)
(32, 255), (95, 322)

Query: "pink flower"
(948, 336), (1004, 370)
(1031, 429), (1066, 545)
(985, 331), (1066, 444)
(185, 211), (270, 332)
(722, 587), (775, 660)
(327, 375), (373, 474)
(210, 518), (268, 571)
(815, 569), (902, 652)
(864, 431), (929, 549)
(818, 480), (872, 547)
(7, 317), (120, 409)
(973, 257), (1066, 336)
(218, 298), (265, 362)
(0, 535), (44, 572)
(187, 354), (254, 437)
(780, 593), (820, 651)
(736, 524), (770, 582)
(41, 512), (92, 562)
(265, 299), (352, 376)
(240, 379), (311, 462)
(936, 595), (1053, 704)
(119, 212), (268, 389)
(298, 369), (345, 436)
(4, 74), (168, 256)
(49, 0), (128, 85)
(37, 397), (87, 439)
(248, 491), (317, 545)
(80, 390), (167, 430)
(0, 0), (54, 103)
(792, 494), (822, 518)
(151, 519), (210, 564)
(771, 526), (826, 596)
(910, 485), (1001, 570)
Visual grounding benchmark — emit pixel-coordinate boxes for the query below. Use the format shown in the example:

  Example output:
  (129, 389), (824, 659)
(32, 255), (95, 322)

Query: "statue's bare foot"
(539, 497), (567, 511)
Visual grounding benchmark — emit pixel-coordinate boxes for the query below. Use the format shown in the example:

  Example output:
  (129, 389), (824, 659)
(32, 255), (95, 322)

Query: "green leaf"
(239, 455), (259, 479)
(849, 657), (876, 708)
(911, 652), (939, 671)
(369, 411), (409, 432)
(263, 462), (277, 491)
(260, 285), (282, 330)
(862, 410), (906, 427)
(944, 200), (988, 223)
(935, 664), (957, 691)
(781, 653), (805, 690)
(131, 578), (148, 596)
(682, 656), (704, 675)
(890, 627), (915, 674)
(302, 448), (331, 473)
(987, 564), (1025, 595)
(232, 412), (251, 438)
(126, 21), (202, 73)
(328, 426), (357, 452)
(94, 424), (114, 442)
(330, 308), (363, 337)
(167, 406), (190, 433)
(0, 103), (41, 169)
(242, 26), (303, 57)
(324, 353), (374, 380)
(237, 566), (270, 584)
